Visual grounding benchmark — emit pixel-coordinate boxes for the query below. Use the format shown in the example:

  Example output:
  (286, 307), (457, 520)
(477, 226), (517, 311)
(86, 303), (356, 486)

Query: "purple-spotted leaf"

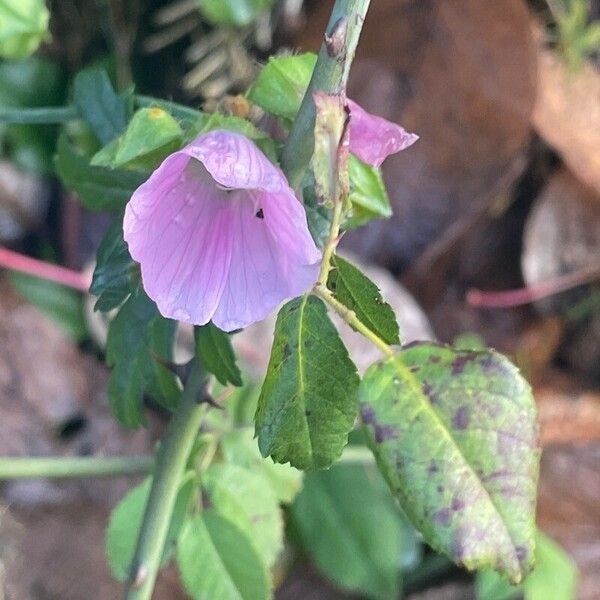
(359, 342), (540, 583)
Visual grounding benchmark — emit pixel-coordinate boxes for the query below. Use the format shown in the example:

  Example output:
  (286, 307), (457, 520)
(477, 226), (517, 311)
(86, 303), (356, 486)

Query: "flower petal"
(124, 157), (233, 324)
(181, 129), (286, 193)
(347, 98), (418, 167)
(212, 189), (321, 332)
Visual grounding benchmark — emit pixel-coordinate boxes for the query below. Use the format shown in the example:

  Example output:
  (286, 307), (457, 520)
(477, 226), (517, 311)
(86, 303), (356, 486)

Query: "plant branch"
(317, 200), (344, 285)
(280, 0), (372, 188)
(0, 456), (153, 479)
(0, 105), (79, 124)
(124, 363), (209, 600)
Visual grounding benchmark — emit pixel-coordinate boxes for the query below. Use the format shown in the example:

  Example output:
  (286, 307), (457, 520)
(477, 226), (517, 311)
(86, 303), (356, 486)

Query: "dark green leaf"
(90, 220), (137, 311)
(177, 511), (271, 600)
(255, 295), (359, 470)
(54, 134), (145, 212)
(194, 322), (242, 387)
(344, 155), (392, 229)
(9, 272), (87, 341)
(106, 477), (193, 581)
(105, 289), (178, 427)
(198, 0), (273, 27)
(0, 0), (50, 59)
(328, 255), (400, 345)
(73, 68), (128, 144)
(202, 463), (283, 567)
(247, 53), (317, 120)
(359, 342), (540, 583)
(476, 532), (579, 600)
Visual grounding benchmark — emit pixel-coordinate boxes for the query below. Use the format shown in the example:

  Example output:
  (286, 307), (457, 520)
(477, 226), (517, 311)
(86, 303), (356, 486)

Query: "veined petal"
(347, 98), (418, 167)
(124, 158), (233, 324)
(181, 130), (286, 193)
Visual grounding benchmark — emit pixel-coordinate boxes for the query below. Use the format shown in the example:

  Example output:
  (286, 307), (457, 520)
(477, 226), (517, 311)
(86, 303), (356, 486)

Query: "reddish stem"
(467, 264), (600, 309)
(0, 246), (90, 293)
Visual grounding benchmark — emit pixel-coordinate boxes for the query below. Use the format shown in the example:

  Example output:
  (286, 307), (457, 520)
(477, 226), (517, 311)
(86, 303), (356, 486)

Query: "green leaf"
(359, 342), (540, 583)
(73, 68), (129, 145)
(106, 289), (178, 428)
(247, 53), (317, 120)
(345, 155), (392, 229)
(220, 428), (303, 504)
(177, 511), (271, 600)
(90, 220), (138, 312)
(202, 463), (283, 567)
(194, 322), (242, 387)
(54, 134), (145, 212)
(476, 532), (579, 600)
(197, 0), (273, 27)
(0, 0), (50, 59)
(106, 477), (193, 582)
(92, 107), (183, 172)
(255, 295), (359, 470)
(9, 272), (87, 341)
(292, 464), (418, 600)
(328, 255), (400, 345)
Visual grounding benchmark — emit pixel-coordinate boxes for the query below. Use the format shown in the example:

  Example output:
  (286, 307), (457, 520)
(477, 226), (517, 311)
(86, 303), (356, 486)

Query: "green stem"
(124, 364), (208, 600)
(0, 105), (79, 124)
(281, 0), (372, 188)
(337, 445), (375, 465)
(0, 456), (153, 479)
(317, 199), (344, 285)
(134, 95), (201, 122)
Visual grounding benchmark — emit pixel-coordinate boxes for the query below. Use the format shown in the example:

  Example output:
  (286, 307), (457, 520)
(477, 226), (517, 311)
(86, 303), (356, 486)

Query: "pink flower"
(347, 98), (418, 167)
(123, 130), (321, 331)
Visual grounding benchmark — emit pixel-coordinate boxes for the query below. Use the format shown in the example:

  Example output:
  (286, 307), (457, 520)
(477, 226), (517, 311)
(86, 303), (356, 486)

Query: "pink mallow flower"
(347, 98), (418, 167)
(123, 130), (321, 332)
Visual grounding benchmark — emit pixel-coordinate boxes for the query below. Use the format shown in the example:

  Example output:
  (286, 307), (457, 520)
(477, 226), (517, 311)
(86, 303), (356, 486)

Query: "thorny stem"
(0, 456), (153, 479)
(280, 0), (372, 188)
(124, 363), (209, 600)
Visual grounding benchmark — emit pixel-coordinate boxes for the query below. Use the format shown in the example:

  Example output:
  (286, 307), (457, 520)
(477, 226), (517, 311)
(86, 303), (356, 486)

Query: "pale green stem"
(124, 364), (208, 600)
(0, 456), (153, 479)
(281, 0), (372, 188)
(317, 199), (344, 285)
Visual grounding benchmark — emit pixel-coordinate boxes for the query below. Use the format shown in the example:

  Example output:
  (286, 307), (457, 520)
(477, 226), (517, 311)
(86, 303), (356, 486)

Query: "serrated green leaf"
(255, 295), (359, 470)
(106, 289), (178, 427)
(177, 512), (271, 600)
(476, 532), (578, 600)
(292, 464), (418, 600)
(54, 134), (145, 212)
(0, 0), (50, 59)
(73, 68), (129, 145)
(328, 255), (400, 345)
(92, 107), (183, 172)
(90, 220), (138, 311)
(247, 53), (317, 120)
(9, 272), (87, 341)
(220, 428), (303, 504)
(345, 155), (392, 229)
(106, 477), (193, 582)
(359, 342), (540, 583)
(202, 463), (283, 567)
(197, 0), (273, 27)
(194, 322), (242, 387)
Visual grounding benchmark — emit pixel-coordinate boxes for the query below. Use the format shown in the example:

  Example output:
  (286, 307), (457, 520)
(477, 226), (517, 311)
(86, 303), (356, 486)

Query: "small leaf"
(198, 0), (273, 27)
(90, 220), (138, 311)
(106, 289), (178, 427)
(476, 532), (579, 600)
(194, 322), (242, 387)
(9, 272), (87, 341)
(328, 255), (400, 345)
(202, 463), (283, 567)
(292, 464), (419, 600)
(0, 0), (50, 59)
(106, 477), (193, 582)
(345, 155), (392, 229)
(247, 53), (317, 120)
(54, 134), (145, 212)
(255, 295), (360, 470)
(359, 342), (540, 583)
(177, 512), (271, 600)
(73, 68), (129, 145)
(220, 428), (303, 504)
